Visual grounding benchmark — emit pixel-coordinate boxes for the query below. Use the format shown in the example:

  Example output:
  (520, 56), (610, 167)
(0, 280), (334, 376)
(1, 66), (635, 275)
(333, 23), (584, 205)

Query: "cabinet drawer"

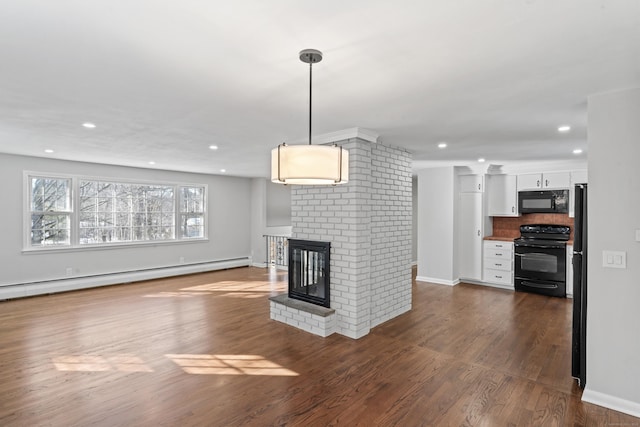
(484, 241), (513, 251)
(485, 259), (512, 271)
(483, 269), (513, 285)
(485, 248), (512, 259)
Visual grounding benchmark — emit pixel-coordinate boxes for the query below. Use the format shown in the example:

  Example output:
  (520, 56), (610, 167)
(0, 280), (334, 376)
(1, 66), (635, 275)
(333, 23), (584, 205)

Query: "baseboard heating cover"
(0, 257), (250, 300)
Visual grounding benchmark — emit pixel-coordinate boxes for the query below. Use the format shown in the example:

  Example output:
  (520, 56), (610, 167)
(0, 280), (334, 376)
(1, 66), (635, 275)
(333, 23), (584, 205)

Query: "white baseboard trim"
(415, 276), (460, 286)
(0, 257), (251, 301)
(252, 262), (268, 268)
(582, 388), (640, 418)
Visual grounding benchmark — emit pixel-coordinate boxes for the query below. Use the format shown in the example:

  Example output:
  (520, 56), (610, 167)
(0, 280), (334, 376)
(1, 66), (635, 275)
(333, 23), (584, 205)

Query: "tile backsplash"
(492, 213), (574, 241)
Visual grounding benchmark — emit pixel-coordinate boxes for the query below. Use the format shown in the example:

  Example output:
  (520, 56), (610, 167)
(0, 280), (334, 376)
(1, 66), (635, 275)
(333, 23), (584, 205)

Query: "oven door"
(514, 242), (566, 283)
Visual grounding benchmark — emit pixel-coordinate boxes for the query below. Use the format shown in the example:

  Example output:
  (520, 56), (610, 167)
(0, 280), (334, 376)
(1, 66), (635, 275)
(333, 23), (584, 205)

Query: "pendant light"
(271, 49), (349, 185)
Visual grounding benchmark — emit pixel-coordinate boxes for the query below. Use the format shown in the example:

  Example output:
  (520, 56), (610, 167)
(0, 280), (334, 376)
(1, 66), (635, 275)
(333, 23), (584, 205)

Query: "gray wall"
(0, 153), (253, 287)
(584, 87), (640, 414)
(266, 181), (291, 227)
(416, 166), (458, 284)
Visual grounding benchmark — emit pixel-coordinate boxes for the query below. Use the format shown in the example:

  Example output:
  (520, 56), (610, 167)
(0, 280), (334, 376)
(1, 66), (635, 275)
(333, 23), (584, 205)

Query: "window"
(30, 176), (72, 246)
(179, 186), (205, 238)
(26, 173), (206, 249)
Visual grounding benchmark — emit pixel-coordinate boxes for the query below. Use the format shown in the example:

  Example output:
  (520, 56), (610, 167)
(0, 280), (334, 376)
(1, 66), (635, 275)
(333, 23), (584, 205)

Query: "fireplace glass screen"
(288, 239), (330, 308)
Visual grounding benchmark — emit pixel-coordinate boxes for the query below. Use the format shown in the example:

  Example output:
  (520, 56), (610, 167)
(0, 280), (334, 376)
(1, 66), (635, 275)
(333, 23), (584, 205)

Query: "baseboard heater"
(0, 257), (251, 301)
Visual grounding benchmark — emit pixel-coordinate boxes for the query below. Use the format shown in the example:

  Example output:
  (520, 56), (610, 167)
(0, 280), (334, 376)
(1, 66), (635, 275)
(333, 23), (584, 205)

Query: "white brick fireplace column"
(288, 128), (412, 339)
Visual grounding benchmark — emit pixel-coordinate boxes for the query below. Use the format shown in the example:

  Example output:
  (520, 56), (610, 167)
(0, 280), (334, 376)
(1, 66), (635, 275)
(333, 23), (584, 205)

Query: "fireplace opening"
(288, 239), (330, 308)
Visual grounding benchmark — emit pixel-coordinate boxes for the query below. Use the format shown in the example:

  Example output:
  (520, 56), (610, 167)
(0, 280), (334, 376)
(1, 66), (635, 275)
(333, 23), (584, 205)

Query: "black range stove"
(514, 224), (570, 298)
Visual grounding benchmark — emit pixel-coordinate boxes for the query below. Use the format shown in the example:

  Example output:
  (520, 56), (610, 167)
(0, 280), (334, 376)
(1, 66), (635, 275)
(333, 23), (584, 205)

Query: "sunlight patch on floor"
(166, 354), (299, 376)
(181, 280), (280, 292)
(52, 354), (154, 372)
(142, 280), (286, 298)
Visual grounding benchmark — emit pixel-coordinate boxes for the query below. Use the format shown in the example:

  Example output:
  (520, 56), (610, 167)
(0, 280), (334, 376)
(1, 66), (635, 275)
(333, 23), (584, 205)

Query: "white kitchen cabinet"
(487, 174), (518, 216)
(517, 172), (571, 191)
(459, 192), (484, 281)
(483, 240), (514, 288)
(460, 174), (484, 192)
(569, 170), (588, 218)
(566, 245), (574, 297)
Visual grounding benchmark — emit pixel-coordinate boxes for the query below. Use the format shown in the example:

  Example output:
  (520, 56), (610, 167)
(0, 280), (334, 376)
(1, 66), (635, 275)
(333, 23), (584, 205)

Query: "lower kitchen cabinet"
(483, 240), (514, 288)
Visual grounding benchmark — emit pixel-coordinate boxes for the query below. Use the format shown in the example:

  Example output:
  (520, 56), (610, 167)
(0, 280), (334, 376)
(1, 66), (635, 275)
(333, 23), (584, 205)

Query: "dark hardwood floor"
(0, 267), (638, 426)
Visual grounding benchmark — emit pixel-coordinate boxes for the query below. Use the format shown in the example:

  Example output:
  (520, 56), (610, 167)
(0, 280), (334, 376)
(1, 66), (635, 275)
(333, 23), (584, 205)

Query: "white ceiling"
(1, 1), (639, 177)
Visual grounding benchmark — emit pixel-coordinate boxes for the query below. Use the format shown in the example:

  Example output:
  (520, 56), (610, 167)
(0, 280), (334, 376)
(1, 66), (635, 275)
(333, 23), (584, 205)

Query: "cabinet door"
(543, 172), (571, 189)
(517, 173), (542, 191)
(487, 175), (518, 216)
(460, 175), (484, 192)
(459, 192), (483, 281)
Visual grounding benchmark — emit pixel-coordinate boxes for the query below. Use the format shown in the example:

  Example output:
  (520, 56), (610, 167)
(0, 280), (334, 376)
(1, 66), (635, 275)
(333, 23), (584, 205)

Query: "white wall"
(582, 88), (640, 416)
(416, 166), (458, 284)
(0, 154), (253, 293)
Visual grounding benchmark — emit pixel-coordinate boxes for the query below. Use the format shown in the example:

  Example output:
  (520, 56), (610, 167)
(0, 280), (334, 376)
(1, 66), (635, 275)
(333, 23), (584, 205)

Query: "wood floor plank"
(1, 267), (639, 426)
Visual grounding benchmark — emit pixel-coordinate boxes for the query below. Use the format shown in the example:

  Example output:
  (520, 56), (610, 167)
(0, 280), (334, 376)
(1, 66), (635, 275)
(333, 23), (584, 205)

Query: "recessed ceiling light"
(220, 169), (226, 173)
(558, 125), (571, 133)
(437, 142), (447, 149)
(209, 145), (218, 150)
(82, 122), (96, 129)
(44, 149), (54, 153)
(148, 161), (156, 165)
(573, 148), (583, 154)
(478, 158), (486, 163)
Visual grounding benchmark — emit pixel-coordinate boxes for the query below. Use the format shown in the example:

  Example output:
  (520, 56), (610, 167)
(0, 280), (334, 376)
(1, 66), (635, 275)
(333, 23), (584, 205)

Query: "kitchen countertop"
(484, 235), (574, 245)
(484, 236), (517, 241)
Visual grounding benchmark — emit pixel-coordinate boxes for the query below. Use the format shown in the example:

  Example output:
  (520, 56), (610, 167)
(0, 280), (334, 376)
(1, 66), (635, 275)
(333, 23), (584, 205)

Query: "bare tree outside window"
(30, 177), (71, 246)
(179, 186), (205, 238)
(28, 174), (206, 248)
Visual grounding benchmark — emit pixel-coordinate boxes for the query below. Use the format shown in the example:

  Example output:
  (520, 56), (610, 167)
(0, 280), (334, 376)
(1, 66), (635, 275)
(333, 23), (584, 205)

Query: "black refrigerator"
(572, 183), (587, 388)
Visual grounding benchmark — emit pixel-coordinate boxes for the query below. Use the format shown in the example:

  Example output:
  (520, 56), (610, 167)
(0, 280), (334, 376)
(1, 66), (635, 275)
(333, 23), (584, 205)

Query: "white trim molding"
(288, 127), (379, 145)
(581, 388), (640, 419)
(415, 276), (460, 286)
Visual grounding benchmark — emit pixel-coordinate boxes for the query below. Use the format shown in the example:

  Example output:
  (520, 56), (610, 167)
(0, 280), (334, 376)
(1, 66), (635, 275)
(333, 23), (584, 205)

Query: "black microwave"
(518, 190), (569, 214)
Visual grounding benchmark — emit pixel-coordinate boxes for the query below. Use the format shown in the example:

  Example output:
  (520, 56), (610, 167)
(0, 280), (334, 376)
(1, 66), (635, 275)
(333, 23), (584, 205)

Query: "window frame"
(23, 171), (208, 253)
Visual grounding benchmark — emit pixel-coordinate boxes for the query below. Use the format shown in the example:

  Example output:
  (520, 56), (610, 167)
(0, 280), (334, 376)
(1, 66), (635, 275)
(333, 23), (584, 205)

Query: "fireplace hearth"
(288, 239), (330, 308)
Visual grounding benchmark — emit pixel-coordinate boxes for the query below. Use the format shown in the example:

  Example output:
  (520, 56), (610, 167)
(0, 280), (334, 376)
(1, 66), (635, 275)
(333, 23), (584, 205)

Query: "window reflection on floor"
(166, 354), (299, 376)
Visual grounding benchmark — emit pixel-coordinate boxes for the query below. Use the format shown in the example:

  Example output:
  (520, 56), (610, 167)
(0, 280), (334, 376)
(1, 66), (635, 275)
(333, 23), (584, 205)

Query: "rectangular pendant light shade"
(271, 144), (349, 185)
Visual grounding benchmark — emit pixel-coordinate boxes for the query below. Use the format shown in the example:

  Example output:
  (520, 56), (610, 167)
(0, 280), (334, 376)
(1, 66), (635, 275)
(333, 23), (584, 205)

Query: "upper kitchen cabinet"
(517, 172), (571, 191)
(459, 174), (484, 192)
(487, 174), (518, 216)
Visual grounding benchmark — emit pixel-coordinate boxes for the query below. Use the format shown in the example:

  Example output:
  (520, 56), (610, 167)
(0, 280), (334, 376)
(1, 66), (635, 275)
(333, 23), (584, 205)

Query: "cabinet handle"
(495, 244), (503, 248)
(512, 206), (515, 213)
(477, 230), (481, 237)
(537, 179), (540, 187)
(545, 179), (549, 187)
(496, 263), (502, 266)
(496, 275), (503, 279)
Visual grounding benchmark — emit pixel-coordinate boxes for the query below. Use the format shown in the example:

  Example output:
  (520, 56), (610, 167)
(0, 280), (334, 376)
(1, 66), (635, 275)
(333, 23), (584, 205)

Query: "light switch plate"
(603, 250), (627, 269)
